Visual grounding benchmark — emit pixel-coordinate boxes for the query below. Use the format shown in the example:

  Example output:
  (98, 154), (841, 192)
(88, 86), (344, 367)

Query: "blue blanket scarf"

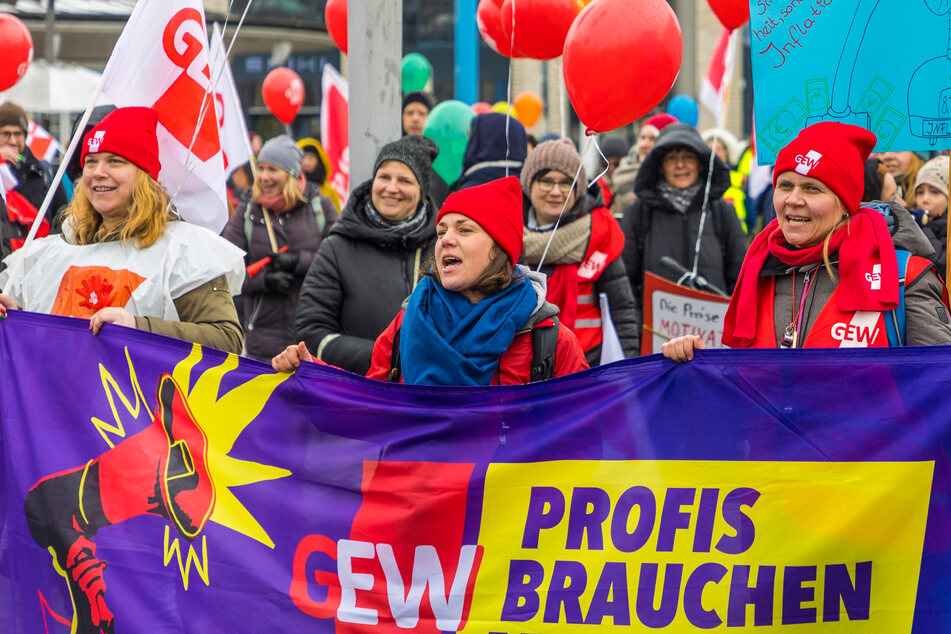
(399, 275), (538, 386)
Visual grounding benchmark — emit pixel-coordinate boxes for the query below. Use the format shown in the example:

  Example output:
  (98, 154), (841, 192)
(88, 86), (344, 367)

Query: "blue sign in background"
(749, 0), (951, 163)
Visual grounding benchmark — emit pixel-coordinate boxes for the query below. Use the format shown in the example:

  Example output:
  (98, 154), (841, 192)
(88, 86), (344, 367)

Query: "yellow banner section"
(467, 460), (933, 632)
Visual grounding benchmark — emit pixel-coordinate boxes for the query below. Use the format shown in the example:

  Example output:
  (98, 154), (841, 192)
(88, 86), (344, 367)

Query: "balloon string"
(681, 129), (719, 287)
(172, 0), (254, 203)
(504, 0), (516, 178)
(588, 135), (608, 188)
(536, 135), (590, 271)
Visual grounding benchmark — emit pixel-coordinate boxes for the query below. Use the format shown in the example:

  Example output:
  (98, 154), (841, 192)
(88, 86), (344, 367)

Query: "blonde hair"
(64, 169), (172, 248)
(821, 200), (851, 282)
(900, 153), (927, 208)
(251, 170), (306, 205)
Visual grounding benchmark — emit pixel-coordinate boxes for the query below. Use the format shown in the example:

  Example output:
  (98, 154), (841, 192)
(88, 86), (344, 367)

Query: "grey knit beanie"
(520, 138), (585, 195)
(373, 134), (439, 201)
(258, 135), (303, 178)
(0, 102), (28, 132)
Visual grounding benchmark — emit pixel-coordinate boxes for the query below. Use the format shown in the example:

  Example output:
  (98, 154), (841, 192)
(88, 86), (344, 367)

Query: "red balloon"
(563, 0), (682, 133)
(500, 0), (578, 60)
(707, 0), (750, 30)
(0, 14), (33, 92)
(262, 68), (305, 125)
(325, 0), (348, 54)
(477, 0), (521, 58)
(471, 101), (493, 114)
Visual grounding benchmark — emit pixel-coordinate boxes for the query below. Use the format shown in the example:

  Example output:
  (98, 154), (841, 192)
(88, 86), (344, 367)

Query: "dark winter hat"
(437, 176), (524, 265)
(773, 121), (877, 214)
(81, 107), (162, 180)
(520, 138), (585, 195)
(373, 134), (439, 200)
(0, 102), (28, 132)
(402, 91), (435, 113)
(601, 137), (629, 159)
(258, 135), (304, 178)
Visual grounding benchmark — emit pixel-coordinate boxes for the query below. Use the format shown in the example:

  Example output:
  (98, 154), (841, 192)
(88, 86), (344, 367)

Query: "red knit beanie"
(644, 113), (678, 132)
(436, 176), (523, 266)
(81, 107), (162, 180)
(773, 121), (877, 213)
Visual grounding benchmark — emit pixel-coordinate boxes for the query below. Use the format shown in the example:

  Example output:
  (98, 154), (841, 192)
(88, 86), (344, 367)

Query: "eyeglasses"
(0, 130), (25, 141)
(536, 178), (575, 194)
(663, 151), (699, 165)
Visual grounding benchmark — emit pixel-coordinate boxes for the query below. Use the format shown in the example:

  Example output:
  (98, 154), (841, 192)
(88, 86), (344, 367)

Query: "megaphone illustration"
(24, 374), (215, 634)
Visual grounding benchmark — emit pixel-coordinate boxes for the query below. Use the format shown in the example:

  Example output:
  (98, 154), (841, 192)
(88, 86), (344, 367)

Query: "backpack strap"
(242, 203), (253, 248)
(530, 318), (560, 383)
(388, 327), (402, 382)
(884, 249), (911, 347)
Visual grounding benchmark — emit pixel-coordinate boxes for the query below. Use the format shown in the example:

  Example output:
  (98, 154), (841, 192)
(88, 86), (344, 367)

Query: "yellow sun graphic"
(91, 343), (293, 586)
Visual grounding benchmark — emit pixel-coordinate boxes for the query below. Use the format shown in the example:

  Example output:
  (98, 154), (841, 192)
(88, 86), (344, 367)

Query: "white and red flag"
(321, 63), (349, 206)
(26, 120), (62, 163)
(209, 23), (253, 179)
(699, 27), (737, 128)
(99, 0), (228, 232)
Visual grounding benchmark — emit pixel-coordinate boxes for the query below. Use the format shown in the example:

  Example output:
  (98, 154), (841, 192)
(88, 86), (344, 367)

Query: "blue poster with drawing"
(749, 0), (951, 164)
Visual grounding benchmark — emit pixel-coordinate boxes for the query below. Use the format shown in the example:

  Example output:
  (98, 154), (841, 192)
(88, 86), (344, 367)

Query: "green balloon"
(423, 100), (476, 186)
(401, 53), (432, 94)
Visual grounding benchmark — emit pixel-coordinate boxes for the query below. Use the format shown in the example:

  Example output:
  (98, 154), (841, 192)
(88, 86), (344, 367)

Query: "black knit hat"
(601, 137), (629, 159)
(373, 134), (439, 201)
(0, 102), (28, 132)
(402, 91), (435, 113)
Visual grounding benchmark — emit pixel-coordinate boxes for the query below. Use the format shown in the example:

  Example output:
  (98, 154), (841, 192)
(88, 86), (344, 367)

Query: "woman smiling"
(294, 135), (440, 374)
(663, 122), (951, 361)
(222, 135), (336, 361)
(0, 107), (244, 352)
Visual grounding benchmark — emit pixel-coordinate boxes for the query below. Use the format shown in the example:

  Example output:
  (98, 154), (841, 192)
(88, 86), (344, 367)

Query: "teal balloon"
(666, 94), (699, 127)
(402, 53), (432, 94)
(423, 100), (476, 186)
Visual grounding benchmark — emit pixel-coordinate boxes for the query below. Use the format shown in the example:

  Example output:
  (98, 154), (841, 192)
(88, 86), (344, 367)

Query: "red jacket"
(366, 310), (589, 385)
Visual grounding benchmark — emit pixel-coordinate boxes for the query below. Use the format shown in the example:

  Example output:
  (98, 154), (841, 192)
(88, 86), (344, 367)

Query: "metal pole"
(44, 0), (56, 61)
(348, 0), (402, 187)
(454, 0), (478, 104)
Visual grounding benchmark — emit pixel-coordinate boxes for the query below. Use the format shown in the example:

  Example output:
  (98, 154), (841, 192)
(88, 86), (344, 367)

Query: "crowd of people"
(1, 92), (950, 386)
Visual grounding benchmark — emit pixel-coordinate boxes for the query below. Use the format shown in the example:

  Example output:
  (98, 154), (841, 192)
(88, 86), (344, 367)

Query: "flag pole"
(2, 85), (103, 295)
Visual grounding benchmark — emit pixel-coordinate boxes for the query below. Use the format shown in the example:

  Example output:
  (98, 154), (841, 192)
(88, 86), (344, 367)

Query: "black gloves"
(263, 270), (295, 294)
(269, 251), (300, 272)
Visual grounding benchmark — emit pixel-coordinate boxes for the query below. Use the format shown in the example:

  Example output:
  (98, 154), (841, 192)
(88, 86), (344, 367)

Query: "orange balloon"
(514, 91), (543, 128)
(575, 0), (594, 10)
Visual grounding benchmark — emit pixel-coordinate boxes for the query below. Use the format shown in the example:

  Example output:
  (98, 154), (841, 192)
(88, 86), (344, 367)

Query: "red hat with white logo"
(81, 106), (162, 180)
(773, 121), (877, 214)
(437, 176), (523, 266)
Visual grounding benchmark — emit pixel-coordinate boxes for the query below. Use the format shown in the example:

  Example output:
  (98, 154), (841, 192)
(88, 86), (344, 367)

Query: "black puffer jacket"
(620, 123), (747, 306)
(221, 182), (337, 361)
(295, 180), (437, 374)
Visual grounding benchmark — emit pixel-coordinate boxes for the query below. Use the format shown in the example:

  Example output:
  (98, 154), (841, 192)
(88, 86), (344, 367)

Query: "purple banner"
(1, 309), (949, 632)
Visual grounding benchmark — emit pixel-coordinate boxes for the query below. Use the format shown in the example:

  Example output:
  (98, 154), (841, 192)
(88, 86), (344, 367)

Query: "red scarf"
(722, 208), (898, 348)
(545, 207), (625, 329)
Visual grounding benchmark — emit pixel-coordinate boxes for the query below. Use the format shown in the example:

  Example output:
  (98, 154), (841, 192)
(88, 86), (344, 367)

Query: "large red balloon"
(707, 0), (750, 30)
(325, 0), (348, 54)
(477, 0), (521, 58)
(262, 68), (305, 125)
(500, 0), (578, 60)
(563, 0), (682, 133)
(0, 14), (33, 92)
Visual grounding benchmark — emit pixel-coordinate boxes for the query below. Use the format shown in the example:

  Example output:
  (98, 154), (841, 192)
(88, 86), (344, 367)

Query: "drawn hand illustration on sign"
(750, 0), (951, 163)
